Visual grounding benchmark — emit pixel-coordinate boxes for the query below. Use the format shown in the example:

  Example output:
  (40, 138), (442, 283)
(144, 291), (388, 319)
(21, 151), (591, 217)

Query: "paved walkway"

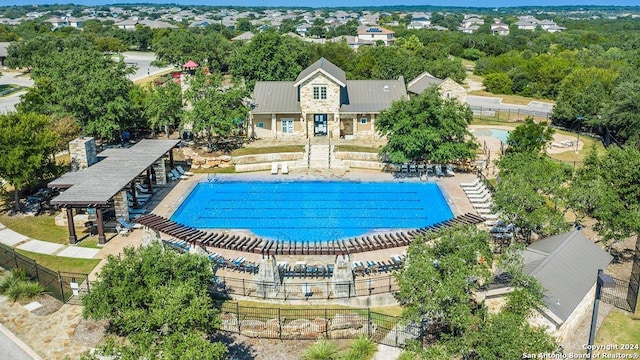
(0, 226), (100, 259)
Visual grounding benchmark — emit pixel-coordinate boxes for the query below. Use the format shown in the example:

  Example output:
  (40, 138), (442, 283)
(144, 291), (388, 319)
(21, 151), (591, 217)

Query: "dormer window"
(313, 86), (327, 100)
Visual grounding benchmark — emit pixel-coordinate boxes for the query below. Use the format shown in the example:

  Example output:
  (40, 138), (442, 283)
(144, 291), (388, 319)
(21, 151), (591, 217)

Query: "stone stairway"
(296, 139), (349, 170)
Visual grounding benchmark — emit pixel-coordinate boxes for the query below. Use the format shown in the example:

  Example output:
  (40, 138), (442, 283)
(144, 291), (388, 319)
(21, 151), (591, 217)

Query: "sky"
(4, 0), (640, 8)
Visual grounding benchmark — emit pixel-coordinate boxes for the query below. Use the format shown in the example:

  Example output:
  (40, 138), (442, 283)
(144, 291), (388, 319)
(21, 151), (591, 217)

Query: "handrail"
(307, 138), (311, 169)
(328, 131), (331, 169)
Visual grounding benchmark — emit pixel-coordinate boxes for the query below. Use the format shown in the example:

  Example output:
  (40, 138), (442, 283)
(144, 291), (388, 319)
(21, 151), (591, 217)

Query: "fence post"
(34, 263), (40, 283)
(367, 308), (371, 338)
(242, 279), (246, 296)
(13, 249), (18, 269)
(388, 276), (392, 292)
(278, 307), (282, 340)
(325, 308), (328, 338)
(58, 271), (65, 303)
(236, 302), (241, 334)
(86, 275), (90, 293)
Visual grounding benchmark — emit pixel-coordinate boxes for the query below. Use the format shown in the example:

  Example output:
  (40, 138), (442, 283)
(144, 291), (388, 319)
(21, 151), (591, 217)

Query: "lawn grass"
(224, 299), (403, 317)
(189, 166), (237, 174)
(334, 145), (381, 153)
(133, 68), (177, 86)
(0, 213), (68, 244)
(232, 145), (305, 156)
(594, 308), (640, 355)
(76, 238), (101, 249)
(468, 90), (555, 106)
(14, 249), (101, 274)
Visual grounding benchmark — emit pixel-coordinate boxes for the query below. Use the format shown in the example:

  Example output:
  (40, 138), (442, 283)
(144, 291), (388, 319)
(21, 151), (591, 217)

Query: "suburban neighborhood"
(0, 2), (639, 360)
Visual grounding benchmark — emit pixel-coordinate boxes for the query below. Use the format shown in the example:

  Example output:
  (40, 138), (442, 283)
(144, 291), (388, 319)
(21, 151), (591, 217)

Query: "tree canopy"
(0, 112), (59, 211)
(506, 118), (555, 154)
(376, 88), (477, 164)
(82, 243), (227, 360)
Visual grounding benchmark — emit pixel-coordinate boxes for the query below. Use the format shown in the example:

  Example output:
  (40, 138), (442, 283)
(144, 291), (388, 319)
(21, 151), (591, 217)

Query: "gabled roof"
(522, 231), (612, 323)
(231, 31), (254, 41)
(357, 26), (394, 35)
(183, 60), (199, 68)
(407, 72), (445, 95)
(340, 79), (407, 113)
(293, 57), (346, 88)
(251, 81), (301, 114)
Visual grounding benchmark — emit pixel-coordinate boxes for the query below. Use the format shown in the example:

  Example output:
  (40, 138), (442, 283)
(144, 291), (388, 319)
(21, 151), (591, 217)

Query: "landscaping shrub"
(0, 269), (43, 302)
(302, 338), (341, 360)
(343, 336), (377, 360)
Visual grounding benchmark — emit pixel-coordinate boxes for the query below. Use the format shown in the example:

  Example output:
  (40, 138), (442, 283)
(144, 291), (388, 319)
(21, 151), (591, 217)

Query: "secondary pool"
(471, 128), (510, 143)
(171, 181), (454, 242)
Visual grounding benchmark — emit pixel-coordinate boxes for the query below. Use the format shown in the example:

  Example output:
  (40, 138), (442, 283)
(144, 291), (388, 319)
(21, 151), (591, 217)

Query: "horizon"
(4, 0), (640, 8)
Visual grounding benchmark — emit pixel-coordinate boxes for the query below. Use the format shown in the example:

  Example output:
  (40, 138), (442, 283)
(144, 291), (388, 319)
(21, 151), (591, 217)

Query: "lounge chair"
(460, 178), (481, 188)
(435, 164), (444, 177)
(136, 183), (153, 194)
(401, 163), (409, 173)
(469, 195), (492, 203)
(281, 162), (289, 174)
(465, 187), (488, 195)
(409, 163), (417, 173)
(117, 218), (141, 230)
(176, 165), (194, 176)
(271, 162), (278, 175)
(128, 207), (149, 215)
(463, 183), (485, 192)
(115, 225), (130, 237)
(445, 164), (455, 177)
(171, 169), (188, 180)
(473, 202), (493, 209)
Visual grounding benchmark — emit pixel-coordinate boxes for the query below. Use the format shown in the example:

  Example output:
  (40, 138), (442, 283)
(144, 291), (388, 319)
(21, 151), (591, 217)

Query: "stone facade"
(68, 137), (97, 171)
(152, 158), (167, 185)
(439, 78), (467, 104)
(113, 190), (129, 220)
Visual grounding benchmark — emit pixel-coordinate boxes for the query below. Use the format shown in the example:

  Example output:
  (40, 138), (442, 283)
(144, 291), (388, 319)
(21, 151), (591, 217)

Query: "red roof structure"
(183, 60), (199, 69)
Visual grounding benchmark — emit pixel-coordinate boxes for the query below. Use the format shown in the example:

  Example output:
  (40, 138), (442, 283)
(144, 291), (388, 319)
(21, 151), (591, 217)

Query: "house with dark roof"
(407, 72), (467, 104)
(249, 57), (407, 140)
(521, 231), (612, 342)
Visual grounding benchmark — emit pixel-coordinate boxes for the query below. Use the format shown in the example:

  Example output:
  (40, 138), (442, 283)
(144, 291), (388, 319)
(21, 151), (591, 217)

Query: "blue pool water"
(171, 181), (454, 242)
(472, 128), (510, 143)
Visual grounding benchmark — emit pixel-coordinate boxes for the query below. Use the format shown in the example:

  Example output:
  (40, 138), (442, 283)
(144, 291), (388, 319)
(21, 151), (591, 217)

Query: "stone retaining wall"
(220, 312), (376, 340)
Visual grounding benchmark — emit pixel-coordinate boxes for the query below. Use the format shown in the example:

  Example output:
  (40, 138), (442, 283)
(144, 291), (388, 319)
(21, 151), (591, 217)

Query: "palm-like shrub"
(343, 336), (377, 360)
(303, 338), (341, 360)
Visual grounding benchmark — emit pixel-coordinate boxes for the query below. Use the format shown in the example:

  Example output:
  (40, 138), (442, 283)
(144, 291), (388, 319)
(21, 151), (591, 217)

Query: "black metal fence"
(601, 275), (635, 313)
(0, 243), (89, 304)
(470, 105), (551, 122)
(212, 274), (399, 301)
(219, 302), (420, 348)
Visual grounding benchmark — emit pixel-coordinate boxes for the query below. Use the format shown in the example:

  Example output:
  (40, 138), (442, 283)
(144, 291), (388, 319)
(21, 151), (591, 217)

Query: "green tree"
(494, 152), (571, 240)
(395, 226), (493, 335)
(551, 67), (618, 130)
(506, 118), (555, 154)
(229, 31), (311, 90)
(24, 39), (134, 140)
(236, 18), (252, 32)
(567, 146), (640, 248)
(152, 29), (232, 71)
(143, 80), (183, 138)
(602, 81), (640, 146)
(482, 72), (513, 95)
(182, 69), (249, 148)
(82, 243), (227, 360)
(376, 88), (477, 164)
(0, 112), (59, 211)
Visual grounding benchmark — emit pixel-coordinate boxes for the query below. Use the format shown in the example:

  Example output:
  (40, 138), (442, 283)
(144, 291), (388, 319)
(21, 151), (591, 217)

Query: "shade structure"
(183, 60), (199, 69)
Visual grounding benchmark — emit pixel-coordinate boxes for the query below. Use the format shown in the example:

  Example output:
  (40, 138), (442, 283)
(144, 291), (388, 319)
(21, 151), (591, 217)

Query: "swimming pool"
(471, 128), (510, 143)
(171, 181), (454, 242)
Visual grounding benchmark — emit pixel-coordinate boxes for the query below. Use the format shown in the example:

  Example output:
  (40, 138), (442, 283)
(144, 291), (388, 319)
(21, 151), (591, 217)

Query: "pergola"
(48, 140), (180, 245)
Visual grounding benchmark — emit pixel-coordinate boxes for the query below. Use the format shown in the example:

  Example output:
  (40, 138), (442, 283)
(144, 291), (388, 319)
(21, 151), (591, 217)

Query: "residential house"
(0, 42), (9, 67)
(407, 72), (467, 104)
(47, 16), (84, 29)
(231, 31), (255, 41)
(491, 21), (510, 36)
(249, 57), (407, 140)
(115, 19), (138, 30)
(356, 26), (395, 46)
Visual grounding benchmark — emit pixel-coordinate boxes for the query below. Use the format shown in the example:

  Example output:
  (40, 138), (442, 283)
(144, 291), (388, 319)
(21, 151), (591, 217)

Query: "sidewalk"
(0, 224), (100, 259)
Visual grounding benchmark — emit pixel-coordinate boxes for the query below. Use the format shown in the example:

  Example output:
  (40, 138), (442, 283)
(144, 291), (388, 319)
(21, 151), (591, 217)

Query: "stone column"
(152, 159), (167, 185)
(66, 207), (77, 245)
(68, 137), (97, 171)
(332, 255), (354, 298)
(256, 256), (280, 298)
(114, 190), (129, 220)
(271, 114), (277, 139)
(142, 227), (162, 247)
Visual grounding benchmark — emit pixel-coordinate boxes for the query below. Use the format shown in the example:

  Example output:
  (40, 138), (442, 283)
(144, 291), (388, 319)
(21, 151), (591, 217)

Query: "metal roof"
(523, 231), (612, 322)
(340, 79), (407, 113)
(294, 57), (346, 88)
(49, 140), (180, 206)
(407, 72), (445, 95)
(251, 81), (301, 114)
